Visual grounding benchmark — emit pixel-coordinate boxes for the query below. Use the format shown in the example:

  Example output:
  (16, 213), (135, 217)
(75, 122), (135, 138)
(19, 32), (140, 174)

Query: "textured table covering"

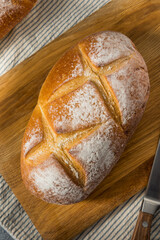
(0, 0), (160, 240)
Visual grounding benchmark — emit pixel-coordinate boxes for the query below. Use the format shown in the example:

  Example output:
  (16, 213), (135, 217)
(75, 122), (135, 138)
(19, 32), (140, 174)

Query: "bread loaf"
(0, 0), (37, 39)
(21, 31), (150, 205)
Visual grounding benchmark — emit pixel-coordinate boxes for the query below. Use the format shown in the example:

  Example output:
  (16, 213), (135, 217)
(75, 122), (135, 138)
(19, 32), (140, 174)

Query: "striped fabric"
(74, 189), (160, 240)
(0, 0), (109, 75)
(0, 175), (42, 240)
(0, 0), (160, 240)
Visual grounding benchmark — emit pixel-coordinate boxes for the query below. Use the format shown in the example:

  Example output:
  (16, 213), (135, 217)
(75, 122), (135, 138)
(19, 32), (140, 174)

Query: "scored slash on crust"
(24, 46), (147, 188)
(24, 61), (126, 188)
(21, 31), (150, 204)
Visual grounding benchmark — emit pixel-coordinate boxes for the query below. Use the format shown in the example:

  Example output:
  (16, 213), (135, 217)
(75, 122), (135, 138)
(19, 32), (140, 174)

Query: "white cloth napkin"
(0, 0), (160, 239)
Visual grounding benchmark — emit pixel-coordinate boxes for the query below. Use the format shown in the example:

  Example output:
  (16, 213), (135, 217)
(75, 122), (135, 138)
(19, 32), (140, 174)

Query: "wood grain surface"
(131, 211), (153, 240)
(0, 0), (160, 239)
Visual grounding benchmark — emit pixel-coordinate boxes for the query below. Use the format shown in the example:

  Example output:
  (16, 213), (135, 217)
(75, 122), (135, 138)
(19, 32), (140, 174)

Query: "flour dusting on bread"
(0, 1), (20, 18)
(67, 120), (126, 190)
(21, 31), (150, 204)
(106, 57), (150, 128)
(23, 118), (43, 156)
(47, 81), (111, 133)
(83, 32), (135, 67)
(30, 157), (84, 204)
(65, 60), (83, 81)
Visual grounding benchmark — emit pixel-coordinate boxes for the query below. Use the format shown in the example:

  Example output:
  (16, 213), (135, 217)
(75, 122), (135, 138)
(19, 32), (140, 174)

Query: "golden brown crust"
(38, 46), (85, 105)
(43, 81), (111, 134)
(21, 31), (150, 204)
(0, 0), (37, 39)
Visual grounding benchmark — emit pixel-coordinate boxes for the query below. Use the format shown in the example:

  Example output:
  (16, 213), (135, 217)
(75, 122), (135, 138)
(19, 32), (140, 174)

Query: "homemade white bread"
(21, 31), (150, 204)
(0, 0), (37, 39)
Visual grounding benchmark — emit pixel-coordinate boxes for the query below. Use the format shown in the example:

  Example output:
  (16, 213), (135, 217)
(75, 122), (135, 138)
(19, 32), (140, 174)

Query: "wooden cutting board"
(0, 0), (160, 239)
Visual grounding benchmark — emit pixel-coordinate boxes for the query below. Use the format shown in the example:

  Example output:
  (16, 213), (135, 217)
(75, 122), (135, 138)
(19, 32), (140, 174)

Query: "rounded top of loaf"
(0, 0), (37, 39)
(21, 31), (150, 204)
